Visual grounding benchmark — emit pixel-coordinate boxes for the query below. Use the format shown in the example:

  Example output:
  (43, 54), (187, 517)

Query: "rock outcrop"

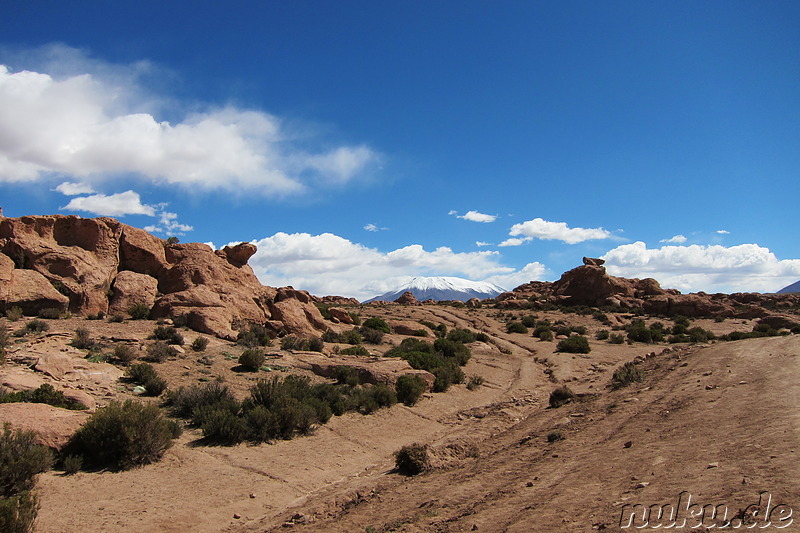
(0, 215), (329, 340)
(394, 291), (420, 305)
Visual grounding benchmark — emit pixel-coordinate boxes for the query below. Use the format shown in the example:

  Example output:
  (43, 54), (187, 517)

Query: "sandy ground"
(1, 307), (795, 532)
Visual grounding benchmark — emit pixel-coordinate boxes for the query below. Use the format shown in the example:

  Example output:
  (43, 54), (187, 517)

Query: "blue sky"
(1, 1), (798, 300)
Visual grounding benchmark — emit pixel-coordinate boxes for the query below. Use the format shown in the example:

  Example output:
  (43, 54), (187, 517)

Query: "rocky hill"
(778, 280), (800, 294)
(0, 215), (327, 339)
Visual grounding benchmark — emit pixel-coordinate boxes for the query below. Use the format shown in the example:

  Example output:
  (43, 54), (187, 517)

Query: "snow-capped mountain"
(364, 276), (506, 303)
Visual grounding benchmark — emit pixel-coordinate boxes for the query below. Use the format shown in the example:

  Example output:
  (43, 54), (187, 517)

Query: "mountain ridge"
(364, 276), (506, 303)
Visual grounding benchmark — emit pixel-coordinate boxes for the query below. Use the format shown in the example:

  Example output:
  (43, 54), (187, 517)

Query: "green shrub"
(533, 322), (552, 339)
(475, 332), (489, 343)
(394, 443), (429, 476)
(152, 325), (184, 345)
(521, 315), (538, 328)
(360, 327), (384, 345)
(0, 384), (86, 411)
(333, 366), (361, 386)
(0, 425), (53, 497)
(69, 400), (177, 470)
(339, 345), (369, 356)
(362, 317), (390, 334)
(538, 329), (554, 341)
(37, 308), (62, 319)
(547, 430), (564, 443)
(191, 337), (209, 352)
(611, 362), (644, 389)
(385, 338), (434, 357)
(688, 327), (715, 343)
(143, 341), (177, 363)
(556, 335), (591, 354)
(167, 382), (237, 418)
(466, 375), (484, 390)
(432, 364), (464, 392)
(446, 329), (477, 343)
(571, 325), (588, 335)
(341, 329), (363, 345)
(62, 454), (83, 475)
(127, 303), (151, 320)
(348, 311), (361, 325)
(126, 363), (167, 397)
(308, 337), (324, 352)
(113, 344), (137, 364)
(595, 329), (610, 340)
(506, 321), (528, 334)
(70, 328), (94, 350)
(200, 408), (248, 445)
(5, 307), (23, 321)
(549, 385), (575, 408)
(0, 490), (39, 533)
(24, 320), (48, 334)
(238, 349), (266, 371)
(236, 324), (272, 348)
(395, 374), (427, 406)
(107, 314), (124, 323)
(433, 338), (471, 365)
(609, 333), (625, 344)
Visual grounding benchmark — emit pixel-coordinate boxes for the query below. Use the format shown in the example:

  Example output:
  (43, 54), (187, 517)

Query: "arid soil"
(1, 304), (797, 533)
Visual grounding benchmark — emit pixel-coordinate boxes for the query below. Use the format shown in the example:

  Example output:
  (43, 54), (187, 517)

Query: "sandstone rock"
(466, 298), (482, 308)
(390, 320), (433, 337)
(582, 257), (605, 266)
(268, 298), (327, 338)
(34, 352), (75, 380)
(216, 242), (256, 268)
(394, 291), (420, 305)
(0, 402), (89, 450)
(62, 389), (96, 410)
(288, 352), (435, 389)
(1, 267), (69, 315)
(109, 270), (158, 316)
(0, 370), (47, 391)
(552, 265), (635, 306)
(328, 307), (354, 325)
(757, 315), (798, 330)
(118, 225), (167, 277)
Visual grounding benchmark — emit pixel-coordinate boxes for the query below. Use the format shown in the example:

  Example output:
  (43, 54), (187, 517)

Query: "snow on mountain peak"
(364, 276), (506, 303)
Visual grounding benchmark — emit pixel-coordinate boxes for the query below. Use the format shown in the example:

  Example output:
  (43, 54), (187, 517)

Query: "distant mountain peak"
(777, 280), (800, 294)
(364, 276), (505, 303)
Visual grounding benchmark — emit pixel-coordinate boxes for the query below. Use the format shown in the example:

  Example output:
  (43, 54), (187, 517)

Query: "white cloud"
(475, 241), (491, 247)
(498, 237), (530, 247)
(0, 50), (378, 194)
(144, 210), (193, 235)
(62, 190), (155, 216)
(363, 223), (388, 232)
(53, 181), (95, 195)
(243, 232), (540, 300)
(716, 230), (730, 235)
(484, 262), (549, 291)
(448, 210), (457, 216)
(455, 210), (497, 223)
(508, 218), (611, 244)
(660, 234), (687, 244)
(602, 241), (800, 293)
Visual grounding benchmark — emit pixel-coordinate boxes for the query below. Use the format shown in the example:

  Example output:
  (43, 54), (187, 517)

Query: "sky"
(1, 1), (798, 301)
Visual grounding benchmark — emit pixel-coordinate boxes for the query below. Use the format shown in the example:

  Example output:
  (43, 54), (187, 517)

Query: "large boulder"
(551, 265), (636, 306)
(0, 262), (69, 315)
(328, 307), (355, 324)
(394, 291), (420, 305)
(108, 270), (159, 316)
(0, 403), (90, 450)
(288, 352), (435, 389)
(267, 298), (327, 338)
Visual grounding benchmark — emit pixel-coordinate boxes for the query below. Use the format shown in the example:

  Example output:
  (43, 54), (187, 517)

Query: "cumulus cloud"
(475, 241), (491, 247)
(53, 181), (95, 195)
(717, 230), (730, 235)
(144, 210), (193, 235)
(454, 210), (497, 223)
(62, 190), (155, 216)
(602, 241), (800, 293)
(660, 234), (687, 244)
(0, 50), (378, 194)
(498, 237), (529, 247)
(243, 232), (540, 300)
(507, 218), (611, 245)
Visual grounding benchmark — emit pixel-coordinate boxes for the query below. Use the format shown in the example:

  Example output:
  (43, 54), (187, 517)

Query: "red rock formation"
(394, 291), (420, 305)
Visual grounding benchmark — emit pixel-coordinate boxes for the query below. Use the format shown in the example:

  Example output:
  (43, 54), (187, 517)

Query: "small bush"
(238, 349), (266, 371)
(167, 382), (236, 419)
(475, 332), (489, 343)
(107, 314), (124, 323)
(609, 333), (625, 344)
(0, 424), (53, 497)
(143, 341), (177, 363)
(506, 321), (528, 334)
(549, 385), (576, 408)
(538, 329), (554, 342)
(547, 430), (564, 443)
(611, 362), (644, 389)
(348, 311), (361, 325)
(152, 325), (184, 345)
(5, 307), (23, 321)
(595, 329), (610, 340)
(69, 400), (177, 470)
(339, 345), (369, 356)
(533, 322), (552, 339)
(37, 308), (62, 319)
(0, 384), (86, 411)
(236, 323), (272, 348)
(446, 329), (477, 343)
(556, 335), (591, 354)
(70, 328), (94, 350)
(62, 454), (83, 475)
(0, 490), (39, 533)
(360, 327), (384, 345)
(200, 408), (248, 445)
(521, 315), (538, 328)
(362, 317), (390, 334)
(432, 364), (464, 392)
(127, 303), (151, 320)
(433, 338), (471, 365)
(126, 363), (167, 397)
(191, 337), (209, 352)
(466, 375), (484, 390)
(24, 320), (48, 334)
(333, 366), (361, 386)
(395, 374), (427, 406)
(394, 443), (430, 476)
(113, 344), (137, 364)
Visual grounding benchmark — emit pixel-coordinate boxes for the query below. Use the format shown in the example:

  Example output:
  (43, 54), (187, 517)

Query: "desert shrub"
(367, 384), (397, 409)
(360, 327), (384, 345)
(37, 308), (62, 319)
(321, 329), (340, 343)
(549, 385), (576, 408)
(595, 329), (610, 340)
(236, 323), (272, 348)
(466, 375), (485, 390)
(385, 338), (434, 357)
(126, 363), (167, 396)
(152, 325), (184, 345)
(571, 325), (588, 335)
(506, 321), (528, 334)
(609, 333), (625, 344)
(69, 400), (177, 470)
(127, 303), (151, 320)
(200, 408), (248, 445)
(475, 332), (489, 343)
(280, 335), (303, 350)
(333, 366), (361, 386)
(446, 328), (477, 343)
(533, 322), (552, 339)
(348, 311), (361, 325)
(24, 320), (48, 334)
(593, 311), (609, 323)
(538, 329), (554, 341)
(432, 364), (465, 392)
(314, 303), (332, 320)
(143, 341), (177, 363)
(107, 314), (124, 323)
(70, 328), (94, 350)
(611, 362), (644, 389)
(339, 345), (370, 356)
(521, 315), (538, 328)
(0, 384), (85, 411)
(0, 425), (53, 497)
(308, 337), (324, 352)
(688, 327), (715, 343)
(394, 443), (429, 476)
(362, 317), (390, 334)
(166, 236), (179, 245)
(341, 329), (363, 345)
(191, 337), (209, 352)
(434, 323), (447, 338)
(547, 430), (565, 443)
(167, 382), (237, 418)
(238, 348), (266, 371)
(419, 320), (436, 330)
(62, 454), (83, 475)
(113, 344), (137, 364)
(668, 333), (690, 343)
(434, 338), (471, 365)
(395, 374), (427, 406)
(5, 307), (23, 321)
(556, 335), (591, 354)
(0, 490), (39, 533)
